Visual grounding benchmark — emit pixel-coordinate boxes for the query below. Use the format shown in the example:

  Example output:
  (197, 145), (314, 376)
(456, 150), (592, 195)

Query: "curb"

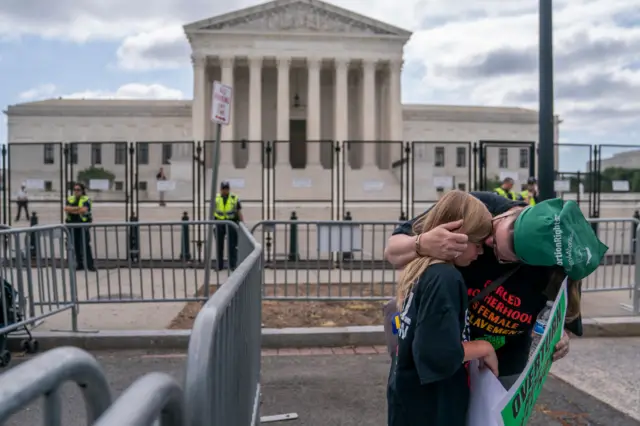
(7, 317), (640, 352)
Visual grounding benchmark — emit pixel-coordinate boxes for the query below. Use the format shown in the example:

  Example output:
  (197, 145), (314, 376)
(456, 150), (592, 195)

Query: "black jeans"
(71, 226), (95, 270)
(15, 201), (29, 221)
(215, 222), (238, 270)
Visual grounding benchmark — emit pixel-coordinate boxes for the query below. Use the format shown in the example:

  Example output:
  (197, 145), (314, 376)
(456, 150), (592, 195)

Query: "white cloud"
(65, 83), (185, 100)
(19, 84), (57, 101)
(16, 83), (185, 102)
(116, 26), (190, 70)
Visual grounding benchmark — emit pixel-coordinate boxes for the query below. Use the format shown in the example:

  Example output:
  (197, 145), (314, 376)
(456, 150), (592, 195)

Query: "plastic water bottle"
(529, 301), (554, 360)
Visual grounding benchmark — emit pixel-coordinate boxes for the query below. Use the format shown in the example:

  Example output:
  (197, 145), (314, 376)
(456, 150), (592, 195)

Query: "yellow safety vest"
(214, 194), (238, 220)
(494, 187), (516, 201)
(66, 195), (92, 222)
(520, 190), (536, 206)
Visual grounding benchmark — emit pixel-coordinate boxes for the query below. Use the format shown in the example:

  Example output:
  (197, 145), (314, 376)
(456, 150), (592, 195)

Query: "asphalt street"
(1, 350), (637, 426)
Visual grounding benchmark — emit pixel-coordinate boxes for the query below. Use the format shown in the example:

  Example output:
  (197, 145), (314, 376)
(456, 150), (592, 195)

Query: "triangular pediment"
(184, 0), (411, 37)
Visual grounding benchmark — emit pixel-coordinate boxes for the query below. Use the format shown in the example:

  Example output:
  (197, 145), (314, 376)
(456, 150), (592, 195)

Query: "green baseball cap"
(513, 198), (608, 280)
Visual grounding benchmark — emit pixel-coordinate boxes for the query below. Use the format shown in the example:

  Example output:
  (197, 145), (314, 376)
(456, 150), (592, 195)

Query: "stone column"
(191, 55), (207, 143)
(204, 73), (212, 141)
(334, 58), (349, 142)
(362, 59), (377, 166)
(220, 56), (235, 141)
(307, 57), (321, 164)
(389, 60), (403, 141)
(276, 57), (291, 165)
(248, 56), (263, 164)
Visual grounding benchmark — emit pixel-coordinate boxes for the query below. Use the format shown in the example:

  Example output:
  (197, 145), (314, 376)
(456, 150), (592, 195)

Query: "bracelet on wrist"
(415, 234), (423, 256)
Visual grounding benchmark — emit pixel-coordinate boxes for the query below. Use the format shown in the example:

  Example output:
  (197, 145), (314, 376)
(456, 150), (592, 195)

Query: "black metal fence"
(1, 141), (638, 225)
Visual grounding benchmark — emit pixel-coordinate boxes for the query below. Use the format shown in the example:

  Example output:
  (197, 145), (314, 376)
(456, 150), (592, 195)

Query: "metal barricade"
(0, 347), (112, 424)
(251, 220), (401, 301)
(93, 373), (184, 426)
(64, 220), (237, 307)
(184, 222), (263, 426)
(583, 218), (639, 293)
(0, 225), (78, 338)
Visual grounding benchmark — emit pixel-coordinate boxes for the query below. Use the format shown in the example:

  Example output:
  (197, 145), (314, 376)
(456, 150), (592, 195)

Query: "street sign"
(211, 81), (233, 125)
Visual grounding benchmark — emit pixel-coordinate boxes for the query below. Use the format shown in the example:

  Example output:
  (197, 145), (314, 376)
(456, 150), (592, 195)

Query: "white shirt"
(17, 190), (27, 200)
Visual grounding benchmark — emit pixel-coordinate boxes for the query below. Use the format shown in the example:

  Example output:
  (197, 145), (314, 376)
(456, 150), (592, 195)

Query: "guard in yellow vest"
(519, 177), (539, 206)
(214, 181), (244, 271)
(494, 177), (516, 200)
(64, 183), (95, 271)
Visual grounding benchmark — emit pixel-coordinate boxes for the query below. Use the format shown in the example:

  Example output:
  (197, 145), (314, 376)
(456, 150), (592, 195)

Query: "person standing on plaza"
(494, 177), (516, 200)
(156, 167), (167, 207)
(518, 177), (539, 206)
(15, 184), (29, 221)
(64, 183), (95, 272)
(214, 181), (243, 271)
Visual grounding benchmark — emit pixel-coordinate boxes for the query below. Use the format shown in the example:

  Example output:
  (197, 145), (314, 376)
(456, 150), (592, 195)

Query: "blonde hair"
(397, 190), (492, 309)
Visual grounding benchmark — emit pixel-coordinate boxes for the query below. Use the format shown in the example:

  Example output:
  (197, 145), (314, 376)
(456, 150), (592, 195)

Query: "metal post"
(180, 211), (191, 261)
(538, 0), (555, 201)
(204, 124), (222, 289)
(288, 211), (299, 261)
(29, 212), (38, 259)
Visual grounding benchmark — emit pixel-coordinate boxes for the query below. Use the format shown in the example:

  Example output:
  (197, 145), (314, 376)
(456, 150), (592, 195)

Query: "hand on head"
(417, 219), (468, 260)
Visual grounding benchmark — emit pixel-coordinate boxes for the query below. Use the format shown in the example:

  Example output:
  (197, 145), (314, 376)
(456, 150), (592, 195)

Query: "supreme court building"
(4, 0), (554, 222)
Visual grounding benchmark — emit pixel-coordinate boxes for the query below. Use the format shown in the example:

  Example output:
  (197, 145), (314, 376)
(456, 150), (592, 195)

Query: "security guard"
(214, 181), (244, 271)
(519, 177), (539, 206)
(494, 177), (517, 200)
(64, 183), (95, 271)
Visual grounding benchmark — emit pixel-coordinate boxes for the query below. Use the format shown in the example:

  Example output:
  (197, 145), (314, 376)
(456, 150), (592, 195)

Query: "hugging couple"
(384, 190), (607, 426)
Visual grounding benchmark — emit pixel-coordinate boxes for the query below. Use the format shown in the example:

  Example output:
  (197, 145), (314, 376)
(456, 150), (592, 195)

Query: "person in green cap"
(384, 191), (607, 389)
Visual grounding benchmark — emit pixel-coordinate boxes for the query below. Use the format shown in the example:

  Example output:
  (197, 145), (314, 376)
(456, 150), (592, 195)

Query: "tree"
(484, 176), (502, 191)
(76, 166), (116, 190)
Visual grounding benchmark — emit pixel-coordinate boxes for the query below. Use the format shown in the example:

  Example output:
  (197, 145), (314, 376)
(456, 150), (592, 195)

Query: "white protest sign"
(89, 179), (110, 191)
(363, 180), (384, 191)
(499, 171), (519, 182)
(554, 180), (570, 192)
(226, 178), (245, 189)
(211, 81), (233, 125)
(432, 176), (454, 189)
(157, 180), (176, 192)
(24, 179), (45, 190)
(612, 180), (630, 192)
(293, 178), (312, 188)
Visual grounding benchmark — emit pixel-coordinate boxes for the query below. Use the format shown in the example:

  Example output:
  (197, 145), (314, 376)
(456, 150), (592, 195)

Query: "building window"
(67, 144), (78, 165)
(115, 143), (127, 165)
(138, 181), (148, 191)
(519, 148), (529, 169)
(43, 144), (55, 165)
(162, 143), (173, 165)
(114, 181), (124, 191)
(499, 148), (509, 168)
(91, 143), (102, 165)
(137, 143), (149, 165)
(456, 147), (466, 168)
(44, 181), (53, 192)
(434, 147), (445, 167)
(457, 182), (466, 191)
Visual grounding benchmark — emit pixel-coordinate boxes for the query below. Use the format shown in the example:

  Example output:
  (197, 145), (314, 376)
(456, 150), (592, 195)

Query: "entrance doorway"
(289, 120), (307, 169)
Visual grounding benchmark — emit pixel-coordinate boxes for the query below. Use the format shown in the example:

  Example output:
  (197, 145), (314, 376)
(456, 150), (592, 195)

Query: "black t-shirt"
(387, 263), (470, 426)
(392, 191), (577, 377)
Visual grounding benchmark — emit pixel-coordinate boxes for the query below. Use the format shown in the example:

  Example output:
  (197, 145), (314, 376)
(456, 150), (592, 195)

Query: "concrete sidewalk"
(3, 349), (638, 426)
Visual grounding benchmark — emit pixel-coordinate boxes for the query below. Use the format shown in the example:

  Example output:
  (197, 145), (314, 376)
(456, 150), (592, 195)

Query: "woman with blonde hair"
(387, 190), (499, 426)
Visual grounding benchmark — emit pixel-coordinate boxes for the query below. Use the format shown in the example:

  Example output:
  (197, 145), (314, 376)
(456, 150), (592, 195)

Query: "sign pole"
(203, 81), (231, 289)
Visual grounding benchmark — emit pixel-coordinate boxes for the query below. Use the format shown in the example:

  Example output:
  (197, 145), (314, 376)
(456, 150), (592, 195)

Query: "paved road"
(2, 350), (638, 425)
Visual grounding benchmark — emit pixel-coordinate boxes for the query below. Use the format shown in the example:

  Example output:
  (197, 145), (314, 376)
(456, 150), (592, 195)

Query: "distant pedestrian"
(214, 181), (243, 271)
(156, 167), (167, 207)
(15, 184), (29, 221)
(64, 183), (95, 272)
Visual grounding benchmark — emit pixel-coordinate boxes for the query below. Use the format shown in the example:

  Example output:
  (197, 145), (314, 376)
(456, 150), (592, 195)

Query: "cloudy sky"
(0, 0), (638, 171)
